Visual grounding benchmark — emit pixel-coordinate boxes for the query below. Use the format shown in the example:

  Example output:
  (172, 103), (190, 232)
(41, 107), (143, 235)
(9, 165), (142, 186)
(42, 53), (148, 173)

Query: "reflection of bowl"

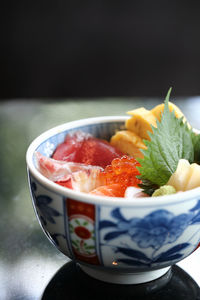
(26, 116), (200, 285)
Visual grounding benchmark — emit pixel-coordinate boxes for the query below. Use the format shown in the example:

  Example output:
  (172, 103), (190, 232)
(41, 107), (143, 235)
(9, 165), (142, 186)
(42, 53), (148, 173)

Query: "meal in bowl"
(26, 89), (200, 285)
(35, 88), (200, 198)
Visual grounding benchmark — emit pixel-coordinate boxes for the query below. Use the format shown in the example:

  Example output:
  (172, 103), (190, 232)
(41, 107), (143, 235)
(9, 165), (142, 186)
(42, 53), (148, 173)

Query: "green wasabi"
(152, 185), (176, 197)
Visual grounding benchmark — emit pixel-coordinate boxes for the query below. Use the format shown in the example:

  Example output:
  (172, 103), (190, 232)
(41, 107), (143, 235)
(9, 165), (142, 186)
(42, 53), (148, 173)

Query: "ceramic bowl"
(26, 116), (200, 285)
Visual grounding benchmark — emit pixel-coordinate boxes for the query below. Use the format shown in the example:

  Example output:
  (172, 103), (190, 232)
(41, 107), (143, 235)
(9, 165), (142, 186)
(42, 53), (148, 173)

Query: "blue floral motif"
(35, 195), (62, 225)
(30, 180), (62, 225)
(100, 208), (194, 250)
(129, 210), (193, 250)
(99, 200), (200, 265)
(189, 200), (200, 224)
(115, 243), (190, 266)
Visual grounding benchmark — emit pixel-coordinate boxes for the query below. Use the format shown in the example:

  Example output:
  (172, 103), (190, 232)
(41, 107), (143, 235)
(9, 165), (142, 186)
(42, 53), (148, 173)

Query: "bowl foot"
(79, 264), (171, 284)
(42, 262), (200, 299)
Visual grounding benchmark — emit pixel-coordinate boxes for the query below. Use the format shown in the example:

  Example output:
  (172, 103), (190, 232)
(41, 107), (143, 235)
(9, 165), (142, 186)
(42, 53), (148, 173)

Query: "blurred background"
(1, 1), (200, 99)
(1, 2), (200, 298)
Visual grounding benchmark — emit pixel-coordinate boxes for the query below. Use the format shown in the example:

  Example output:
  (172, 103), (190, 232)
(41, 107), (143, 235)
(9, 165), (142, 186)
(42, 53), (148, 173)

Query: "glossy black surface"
(0, 98), (200, 299)
(42, 262), (200, 300)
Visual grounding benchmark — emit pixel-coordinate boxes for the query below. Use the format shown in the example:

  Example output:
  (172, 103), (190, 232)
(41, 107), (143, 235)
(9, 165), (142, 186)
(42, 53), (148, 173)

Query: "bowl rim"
(26, 115), (200, 207)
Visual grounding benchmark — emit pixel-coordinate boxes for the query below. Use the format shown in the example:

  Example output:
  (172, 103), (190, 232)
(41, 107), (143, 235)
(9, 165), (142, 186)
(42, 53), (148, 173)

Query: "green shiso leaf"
(138, 179), (159, 196)
(137, 88), (195, 193)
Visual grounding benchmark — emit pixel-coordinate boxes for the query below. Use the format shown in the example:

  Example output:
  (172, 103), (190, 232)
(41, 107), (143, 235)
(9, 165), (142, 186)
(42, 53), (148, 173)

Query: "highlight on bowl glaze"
(26, 116), (200, 284)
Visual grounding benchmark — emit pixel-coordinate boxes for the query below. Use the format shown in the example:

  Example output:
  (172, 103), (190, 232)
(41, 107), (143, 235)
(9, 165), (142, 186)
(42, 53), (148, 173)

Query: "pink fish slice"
(35, 152), (104, 192)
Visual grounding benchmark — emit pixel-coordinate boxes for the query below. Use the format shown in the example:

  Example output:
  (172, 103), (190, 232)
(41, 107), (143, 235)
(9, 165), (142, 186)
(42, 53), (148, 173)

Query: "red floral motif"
(75, 226), (91, 239)
(66, 199), (100, 265)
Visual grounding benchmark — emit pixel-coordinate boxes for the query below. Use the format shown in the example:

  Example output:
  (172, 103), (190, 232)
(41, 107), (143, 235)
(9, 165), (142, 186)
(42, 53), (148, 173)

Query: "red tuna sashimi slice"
(52, 131), (123, 168)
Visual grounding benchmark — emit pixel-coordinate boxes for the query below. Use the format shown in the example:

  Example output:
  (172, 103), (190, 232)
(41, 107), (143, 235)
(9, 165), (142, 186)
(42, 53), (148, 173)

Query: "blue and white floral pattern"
(112, 243), (190, 266)
(31, 180), (62, 226)
(99, 201), (200, 267)
(29, 175), (72, 258)
(100, 208), (193, 249)
(34, 195), (61, 225)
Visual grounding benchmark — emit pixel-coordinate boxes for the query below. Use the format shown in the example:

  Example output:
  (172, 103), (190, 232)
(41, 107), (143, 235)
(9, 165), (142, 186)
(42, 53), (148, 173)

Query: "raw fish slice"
(90, 184), (125, 197)
(36, 152), (100, 181)
(35, 152), (104, 192)
(71, 169), (105, 193)
(56, 168), (104, 193)
(36, 152), (73, 181)
(52, 131), (123, 168)
(52, 131), (91, 162)
(124, 186), (149, 198)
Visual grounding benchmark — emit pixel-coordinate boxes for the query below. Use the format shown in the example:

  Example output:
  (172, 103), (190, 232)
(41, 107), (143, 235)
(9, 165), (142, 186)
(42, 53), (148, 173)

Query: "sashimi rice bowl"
(26, 90), (200, 284)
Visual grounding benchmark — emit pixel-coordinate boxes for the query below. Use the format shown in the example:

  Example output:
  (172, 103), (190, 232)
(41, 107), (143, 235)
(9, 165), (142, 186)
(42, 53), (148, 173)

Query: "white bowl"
(26, 116), (200, 284)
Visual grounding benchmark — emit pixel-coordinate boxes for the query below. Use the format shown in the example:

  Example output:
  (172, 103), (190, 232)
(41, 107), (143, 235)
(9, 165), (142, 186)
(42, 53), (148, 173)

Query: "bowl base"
(79, 264), (171, 284)
(42, 262), (200, 299)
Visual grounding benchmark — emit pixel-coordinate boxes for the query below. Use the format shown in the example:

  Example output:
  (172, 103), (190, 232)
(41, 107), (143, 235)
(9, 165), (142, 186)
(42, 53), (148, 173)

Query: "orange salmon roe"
(100, 155), (142, 196)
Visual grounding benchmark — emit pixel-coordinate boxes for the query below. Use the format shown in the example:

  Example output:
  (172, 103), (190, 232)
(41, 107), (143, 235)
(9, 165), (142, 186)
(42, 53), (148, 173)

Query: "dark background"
(1, 1), (200, 99)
